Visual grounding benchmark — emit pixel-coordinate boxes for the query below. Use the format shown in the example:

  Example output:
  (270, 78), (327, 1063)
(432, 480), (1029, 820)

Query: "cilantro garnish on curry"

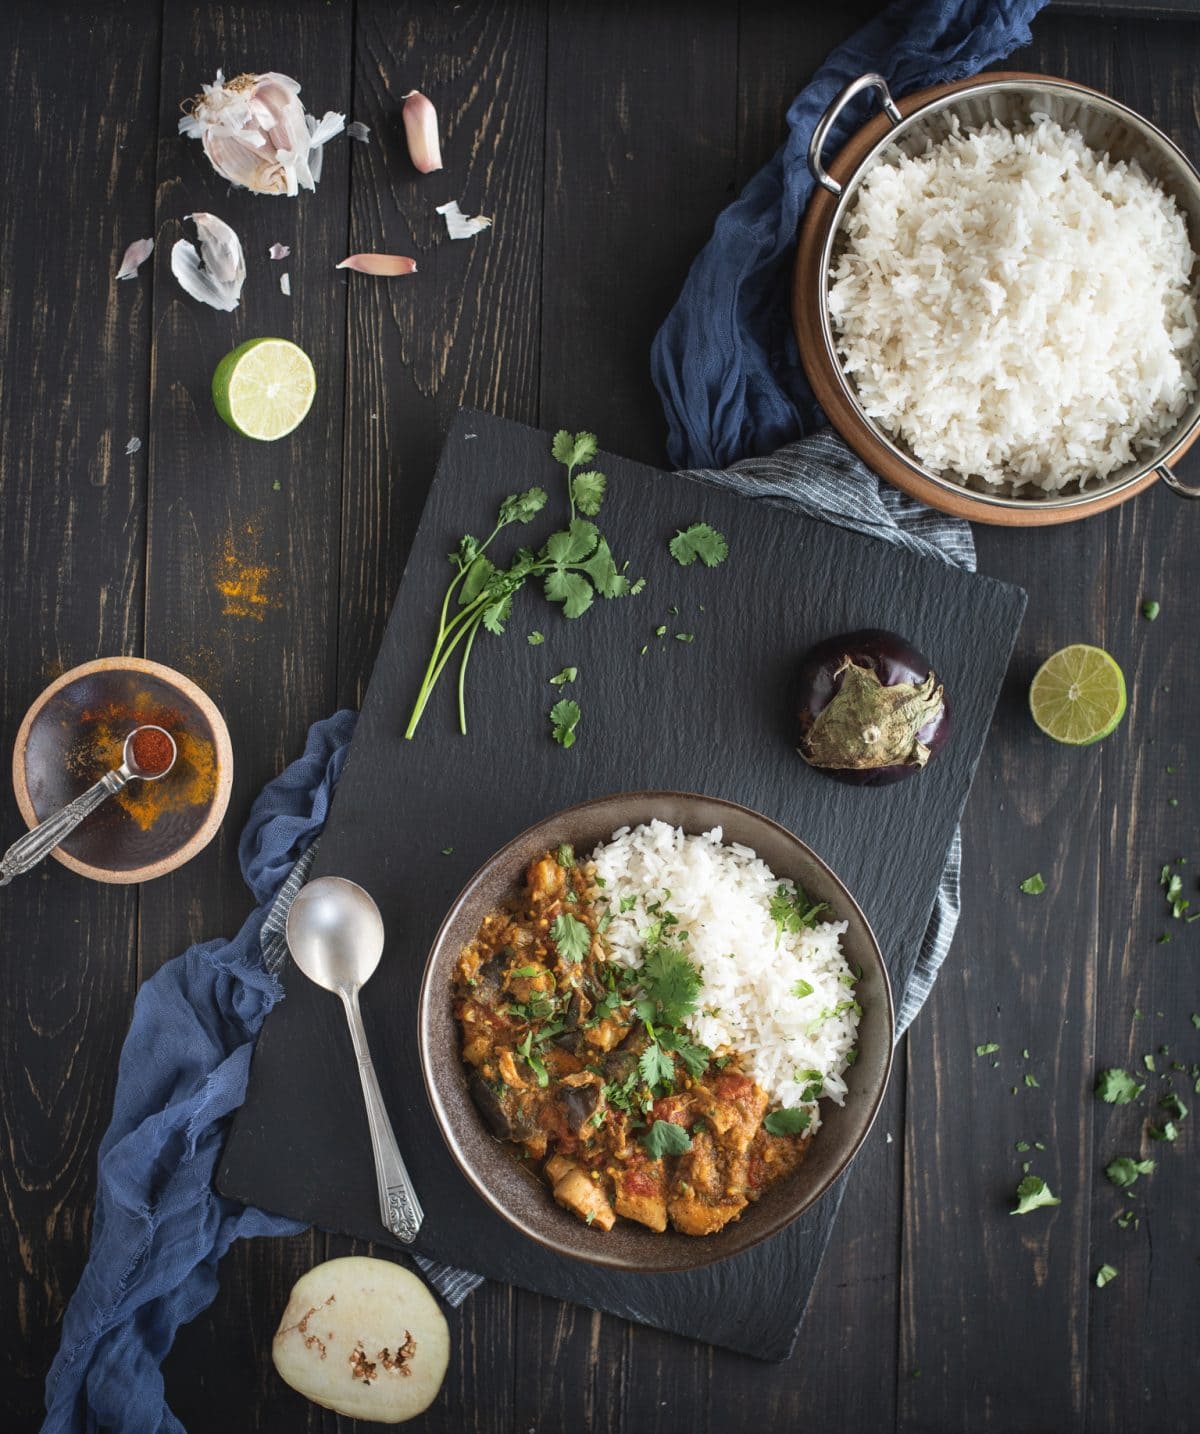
(452, 845), (814, 1235)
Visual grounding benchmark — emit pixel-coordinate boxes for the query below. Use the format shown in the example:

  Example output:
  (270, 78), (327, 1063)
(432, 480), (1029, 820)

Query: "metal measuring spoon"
(0, 725), (177, 887)
(285, 876), (424, 1244)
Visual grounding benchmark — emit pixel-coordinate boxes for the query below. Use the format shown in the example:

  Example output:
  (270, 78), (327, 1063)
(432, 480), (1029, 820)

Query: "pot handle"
(1157, 463), (1200, 499)
(808, 73), (902, 197)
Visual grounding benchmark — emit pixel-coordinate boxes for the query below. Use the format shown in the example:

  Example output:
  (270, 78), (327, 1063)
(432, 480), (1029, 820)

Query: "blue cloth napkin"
(650, 0), (1049, 469)
(44, 714), (353, 1433)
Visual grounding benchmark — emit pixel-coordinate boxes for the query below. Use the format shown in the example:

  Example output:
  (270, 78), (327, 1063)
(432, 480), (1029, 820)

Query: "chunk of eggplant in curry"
(453, 848), (810, 1236)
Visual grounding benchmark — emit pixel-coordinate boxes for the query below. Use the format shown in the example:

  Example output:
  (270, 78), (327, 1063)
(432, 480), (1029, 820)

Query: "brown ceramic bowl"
(418, 791), (894, 1273)
(11, 657), (233, 884)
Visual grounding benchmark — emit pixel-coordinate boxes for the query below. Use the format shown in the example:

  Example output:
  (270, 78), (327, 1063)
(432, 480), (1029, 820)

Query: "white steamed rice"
(590, 821), (860, 1133)
(827, 116), (1199, 492)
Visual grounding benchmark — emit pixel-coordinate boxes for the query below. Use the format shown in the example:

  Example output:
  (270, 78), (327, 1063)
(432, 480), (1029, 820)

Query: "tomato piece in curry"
(452, 847), (810, 1236)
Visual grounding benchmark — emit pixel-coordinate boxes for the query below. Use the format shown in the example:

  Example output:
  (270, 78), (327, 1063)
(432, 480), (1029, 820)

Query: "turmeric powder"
(68, 696), (219, 831)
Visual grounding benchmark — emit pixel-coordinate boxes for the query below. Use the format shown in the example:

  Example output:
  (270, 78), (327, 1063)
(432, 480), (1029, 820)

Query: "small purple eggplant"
(796, 629), (950, 786)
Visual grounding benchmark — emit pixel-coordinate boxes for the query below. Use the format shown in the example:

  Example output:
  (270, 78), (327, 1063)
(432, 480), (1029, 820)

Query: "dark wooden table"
(3, 3), (1198, 1430)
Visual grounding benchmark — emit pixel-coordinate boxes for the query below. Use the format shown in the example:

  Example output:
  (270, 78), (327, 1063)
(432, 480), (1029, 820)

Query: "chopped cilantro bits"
(1148, 1120), (1178, 1142)
(1024, 1074), (1040, 1088)
(1011, 1175), (1060, 1215)
(1095, 1069), (1145, 1105)
(669, 523), (728, 568)
(1159, 1092), (1188, 1122)
(768, 884), (828, 943)
(976, 1042), (1000, 1056)
(527, 630), (544, 645)
(791, 979), (815, 999)
(675, 632), (695, 643)
(1019, 873), (1047, 895)
(1142, 599), (1160, 621)
(549, 666), (577, 686)
(1094, 1263), (1118, 1288)
(1105, 1156), (1155, 1189)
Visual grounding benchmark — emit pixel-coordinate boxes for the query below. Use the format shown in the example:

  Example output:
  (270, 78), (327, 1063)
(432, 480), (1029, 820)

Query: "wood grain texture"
(337, 0), (548, 710)
(139, 4), (353, 1428)
(0, 1), (160, 1423)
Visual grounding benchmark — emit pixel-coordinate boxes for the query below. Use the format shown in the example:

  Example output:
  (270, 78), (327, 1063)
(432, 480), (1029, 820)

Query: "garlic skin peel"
(180, 70), (345, 196)
(170, 212), (246, 311)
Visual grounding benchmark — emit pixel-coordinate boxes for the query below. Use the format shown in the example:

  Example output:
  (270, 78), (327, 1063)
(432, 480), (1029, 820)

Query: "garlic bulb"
(179, 70), (345, 196)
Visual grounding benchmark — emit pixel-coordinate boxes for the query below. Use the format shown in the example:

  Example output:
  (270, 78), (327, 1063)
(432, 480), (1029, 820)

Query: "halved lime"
(212, 338), (315, 441)
(1029, 644), (1127, 745)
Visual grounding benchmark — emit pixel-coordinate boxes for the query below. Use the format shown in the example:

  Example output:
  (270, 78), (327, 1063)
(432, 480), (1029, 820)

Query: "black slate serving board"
(219, 410), (1026, 1360)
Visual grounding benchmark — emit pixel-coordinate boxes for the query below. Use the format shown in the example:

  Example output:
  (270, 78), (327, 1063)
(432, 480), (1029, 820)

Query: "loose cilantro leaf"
(1094, 1263), (1118, 1288)
(791, 979), (814, 999)
(527, 630), (544, 645)
(764, 1107), (811, 1136)
(550, 912), (590, 963)
(642, 1119), (693, 1160)
(669, 523), (729, 568)
(638, 945), (703, 1027)
(672, 1038), (711, 1082)
(1020, 873), (1046, 895)
(571, 471), (606, 516)
(552, 430), (598, 473)
(1105, 1156), (1155, 1188)
(549, 666), (577, 686)
(794, 1069), (824, 1101)
(550, 698), (581, 748)
(976, 1043), (1000, 1056)
(554, 843), (575, 868)
(1095, 1069), (1144, 1105)
(1011, 1175), (1061, 1215)
(639, 1043), (676, 1091)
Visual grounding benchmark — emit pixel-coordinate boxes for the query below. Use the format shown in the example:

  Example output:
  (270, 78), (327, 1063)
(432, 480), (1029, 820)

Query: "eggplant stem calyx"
(801, 660), (944, 771)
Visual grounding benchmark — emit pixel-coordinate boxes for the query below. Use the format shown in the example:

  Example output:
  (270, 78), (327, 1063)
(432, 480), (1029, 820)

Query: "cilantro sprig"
(405, 431), (640, 738)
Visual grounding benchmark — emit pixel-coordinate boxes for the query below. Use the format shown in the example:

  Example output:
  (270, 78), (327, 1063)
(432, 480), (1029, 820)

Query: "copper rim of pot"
(795, 71), (1200, 520)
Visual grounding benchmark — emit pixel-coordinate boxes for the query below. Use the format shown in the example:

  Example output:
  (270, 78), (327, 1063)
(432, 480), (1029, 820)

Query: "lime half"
(1029, 644), (1127, 745)
(212, 338), (315, 441)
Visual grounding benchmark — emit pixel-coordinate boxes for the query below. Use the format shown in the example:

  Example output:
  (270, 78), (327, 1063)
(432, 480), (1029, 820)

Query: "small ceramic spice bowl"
(11, 657), (233, 883)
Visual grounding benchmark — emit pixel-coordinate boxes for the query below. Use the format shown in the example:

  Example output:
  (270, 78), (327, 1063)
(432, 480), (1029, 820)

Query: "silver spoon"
(0, 724), (177, 887)
(285, 876), (423, 1244)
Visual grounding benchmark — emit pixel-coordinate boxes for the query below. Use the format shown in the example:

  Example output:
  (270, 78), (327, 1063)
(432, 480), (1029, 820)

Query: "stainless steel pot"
(807, 72), (1200, 508)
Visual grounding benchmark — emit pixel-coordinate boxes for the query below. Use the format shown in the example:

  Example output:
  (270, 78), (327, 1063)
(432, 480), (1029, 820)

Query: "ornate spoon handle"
(0, 769), (128, 886)
(339, 986), (424, 1244)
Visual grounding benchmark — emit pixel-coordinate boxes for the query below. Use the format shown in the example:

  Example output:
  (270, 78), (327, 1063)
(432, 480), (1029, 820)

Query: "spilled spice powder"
(215, 533), (277, 620)
(67, 696), (218, 831)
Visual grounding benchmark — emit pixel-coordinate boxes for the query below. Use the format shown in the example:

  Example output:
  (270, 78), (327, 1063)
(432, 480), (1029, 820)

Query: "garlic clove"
(435, 199), (492, 240)
(335, 254), (418, 276)
(402, 90), (443, 173)
(115, 237), (154, 280)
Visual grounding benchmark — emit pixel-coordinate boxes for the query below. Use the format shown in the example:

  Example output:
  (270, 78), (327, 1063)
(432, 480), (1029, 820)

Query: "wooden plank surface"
(0, 3), (161, 1425)
(1, 0), (1199, 1428)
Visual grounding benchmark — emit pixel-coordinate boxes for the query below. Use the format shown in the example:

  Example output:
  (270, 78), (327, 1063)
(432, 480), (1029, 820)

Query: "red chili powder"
(130, 727), (175, 775)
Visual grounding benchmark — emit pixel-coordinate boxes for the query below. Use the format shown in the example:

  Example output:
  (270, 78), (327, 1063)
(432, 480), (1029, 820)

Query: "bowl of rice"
(418, 791), (893, 1273)
(792, 71), (1200, 524)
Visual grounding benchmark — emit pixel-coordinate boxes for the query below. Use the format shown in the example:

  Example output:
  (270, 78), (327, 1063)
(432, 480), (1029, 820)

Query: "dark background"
(1, 1), (1198, 1430)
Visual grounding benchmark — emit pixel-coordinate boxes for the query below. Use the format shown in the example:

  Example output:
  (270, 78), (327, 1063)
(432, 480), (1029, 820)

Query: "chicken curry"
(452, 846), (810, 1236)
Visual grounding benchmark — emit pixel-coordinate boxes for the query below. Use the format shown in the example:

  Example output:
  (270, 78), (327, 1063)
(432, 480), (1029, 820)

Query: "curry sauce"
(452, 847), (809, 1235)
